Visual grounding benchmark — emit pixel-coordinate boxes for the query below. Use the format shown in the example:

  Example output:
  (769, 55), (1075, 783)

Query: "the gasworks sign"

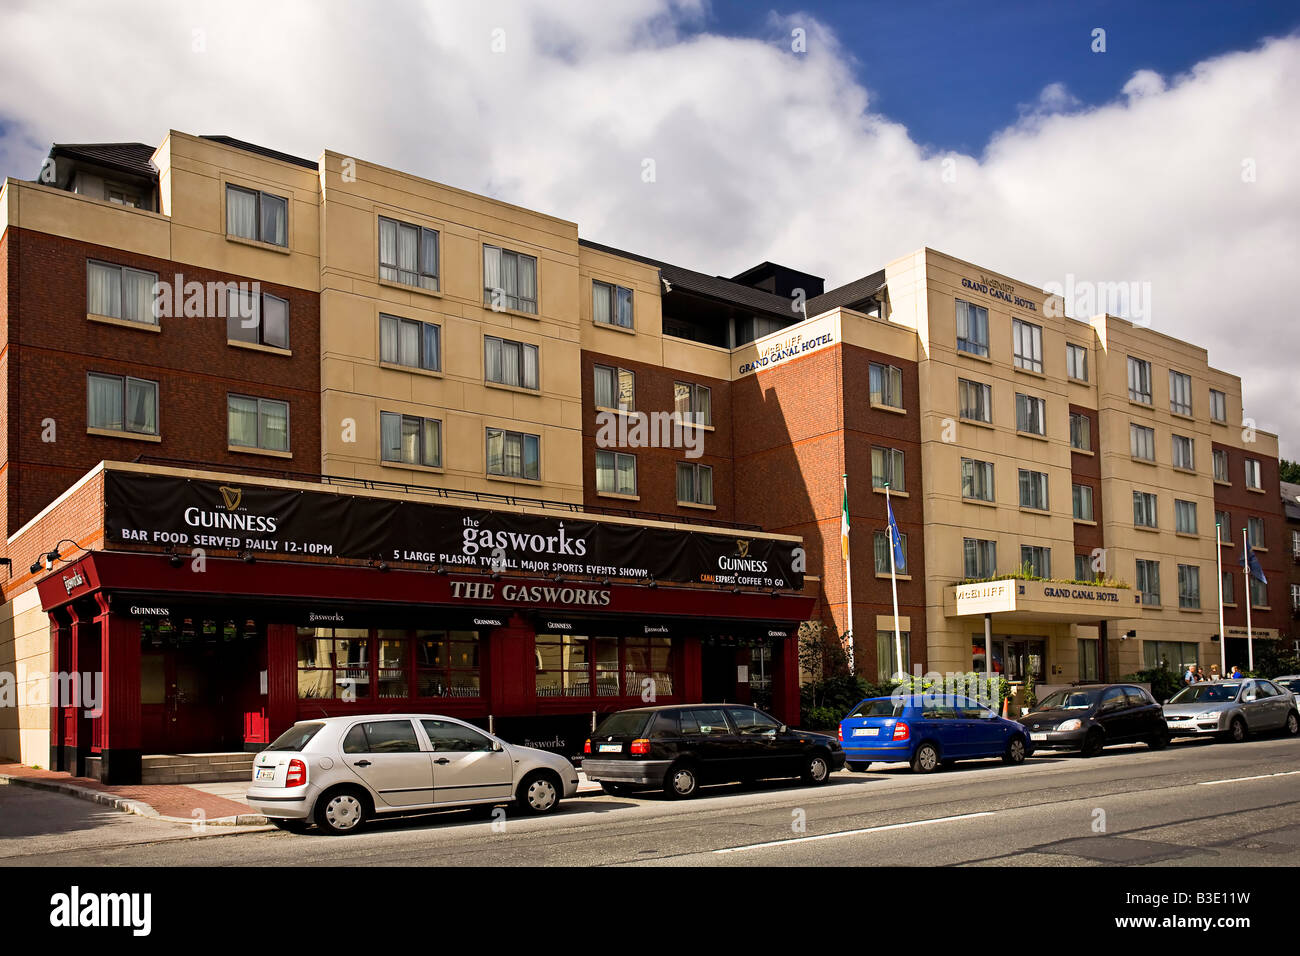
(105, 473), (802, 589)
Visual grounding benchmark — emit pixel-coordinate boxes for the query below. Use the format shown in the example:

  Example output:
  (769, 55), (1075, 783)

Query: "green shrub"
(1124, 666), (1182, 703)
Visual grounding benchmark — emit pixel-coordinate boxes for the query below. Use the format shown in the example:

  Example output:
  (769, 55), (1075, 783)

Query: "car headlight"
(1057, 719), (1082, 732)
(1196, 712), (1221, 721)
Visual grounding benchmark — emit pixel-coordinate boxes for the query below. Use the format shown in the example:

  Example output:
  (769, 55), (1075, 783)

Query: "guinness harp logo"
(736, 539), (750, 558)
(219, 486), (243, 511)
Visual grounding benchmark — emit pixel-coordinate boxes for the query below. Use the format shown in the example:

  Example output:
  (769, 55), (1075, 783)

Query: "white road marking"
(713, 811), (996, 854)
(1197, 769), (1300, 787)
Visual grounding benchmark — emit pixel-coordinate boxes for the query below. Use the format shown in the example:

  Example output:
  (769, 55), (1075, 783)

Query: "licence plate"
(852, 727), (879, 737)
(255, 767), (276, 781)
(599, 744), (622, 753)
(1030, 733), (1048, 741)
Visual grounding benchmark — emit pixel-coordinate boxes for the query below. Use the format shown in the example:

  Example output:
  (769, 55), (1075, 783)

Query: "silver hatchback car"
(246, 714), (579, 834)
(1163, 679), (1300, 742)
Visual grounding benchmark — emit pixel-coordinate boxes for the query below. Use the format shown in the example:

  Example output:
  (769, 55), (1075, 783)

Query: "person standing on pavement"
(1231, 664), (1244, 678)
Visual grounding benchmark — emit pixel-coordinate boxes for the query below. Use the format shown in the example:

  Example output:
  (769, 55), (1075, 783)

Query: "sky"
(1, 0), (1297, 454)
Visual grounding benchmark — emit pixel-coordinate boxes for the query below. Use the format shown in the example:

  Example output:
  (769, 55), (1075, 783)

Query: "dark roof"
(200, 135), (317, 170)
(48, 143), (158, 180)
(1283, 481), (1300, 522)
(579, 239), (798, 319)
(805, 269), (887, 317)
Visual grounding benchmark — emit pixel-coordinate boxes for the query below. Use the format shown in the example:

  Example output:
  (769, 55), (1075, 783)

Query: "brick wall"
(1069, 403), (1104, 569)
(1212, 440), (1288, 634)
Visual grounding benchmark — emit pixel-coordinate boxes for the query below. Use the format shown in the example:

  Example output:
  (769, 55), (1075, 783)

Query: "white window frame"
(1012, 318), (1043, 373)
(595, 450), (637, 496)
(380, 314), (440, 372)
(1128, 356), (1152, 404)
(228, 394), (291, 452)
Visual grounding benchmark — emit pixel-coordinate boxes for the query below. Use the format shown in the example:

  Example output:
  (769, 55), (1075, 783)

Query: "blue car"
(838, 694), (1032, 773)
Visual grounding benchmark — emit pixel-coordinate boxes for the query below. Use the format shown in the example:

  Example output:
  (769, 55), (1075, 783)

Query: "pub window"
(87, 260), (158, 325)
(227, 288), (289, 349)
(375, 633), (409, 699)
(416, 630), (481, 697)
(871, 445), (906, 492)
(593, 364), (635, 411)
(380, 216), (439, 291)
(873, 531), (908, 574)
(676, 462), (714, 506)
(483, 244), (537, 314)
(1128, 356), (1152, 404)
(87, 372), (158, 435)
(380, 314), (440, 372)
(535, 633), (595, 697)
(226, 184), (288, 246)
(1012, 318), (1042, 373)
(382, 412), (442, 468)
(596, 450), (637, 496)
(673, 381), (712, 426)
(297, 628), (371, 699)
(958, 378), (992, 423)
(593, 280), (634, 329)
(869, 363), (904, 409)
(228, 394), (290, 452)
(955, 299), (989, 357)
(486, 427), (540, 480)
(624, 636), (674, 696)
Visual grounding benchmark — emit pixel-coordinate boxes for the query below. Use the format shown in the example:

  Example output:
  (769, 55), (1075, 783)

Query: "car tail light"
(630, 738), (651, 755)
(837, 724), (844, 741)
(285, 759), (307, 787)
(892, 722), (910, 742)
(583, 739), (593, 754)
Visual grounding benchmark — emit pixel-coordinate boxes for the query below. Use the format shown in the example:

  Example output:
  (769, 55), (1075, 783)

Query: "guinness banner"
(105, 473), (804, 590)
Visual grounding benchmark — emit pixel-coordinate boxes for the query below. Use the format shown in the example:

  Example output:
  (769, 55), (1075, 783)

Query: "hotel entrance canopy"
(944, 579), (1142, 623)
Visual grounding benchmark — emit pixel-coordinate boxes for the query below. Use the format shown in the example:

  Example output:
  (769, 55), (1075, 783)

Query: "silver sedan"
(246, 714), (579, 834)
(1163, 679), (1300, 743)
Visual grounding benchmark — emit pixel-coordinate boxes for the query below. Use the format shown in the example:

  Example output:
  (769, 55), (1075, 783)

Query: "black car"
(581, 703), (846, 798)
(1018, 683), (1168, 756)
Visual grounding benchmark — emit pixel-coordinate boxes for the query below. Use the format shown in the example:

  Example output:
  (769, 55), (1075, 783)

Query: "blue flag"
(1239, 547), (1268, 585)
(886, 497), (906, 572)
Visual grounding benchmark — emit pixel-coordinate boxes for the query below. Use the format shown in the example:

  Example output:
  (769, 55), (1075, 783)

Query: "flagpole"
(842, 473), (855, 674)
(1215, 521), (1226, 679)
(886, 483), (902, 680)
(1243, 526), (1254, 672)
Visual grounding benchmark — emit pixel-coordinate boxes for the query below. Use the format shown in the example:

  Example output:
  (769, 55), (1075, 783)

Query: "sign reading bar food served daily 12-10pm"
(104, 472), (803, 590)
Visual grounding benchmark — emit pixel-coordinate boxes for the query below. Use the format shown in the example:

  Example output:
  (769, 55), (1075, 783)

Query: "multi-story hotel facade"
(0, 130), (1287, 782)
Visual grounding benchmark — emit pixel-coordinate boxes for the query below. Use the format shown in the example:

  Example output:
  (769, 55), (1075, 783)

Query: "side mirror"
(778, 724), (788, 734)
(491, 741), (504, 752)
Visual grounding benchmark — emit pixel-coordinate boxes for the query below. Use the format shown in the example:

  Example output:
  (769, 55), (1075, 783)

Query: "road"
(2, 736), (1298, 866)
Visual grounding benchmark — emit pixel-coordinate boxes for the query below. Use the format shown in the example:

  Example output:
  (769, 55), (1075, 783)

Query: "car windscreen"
(1276, 678), (1300, 693)
(1168, 683), (1241, 704)
(1035, 688), (1100, 711)
(847, 699), (904, 718)
(593, 711), (654, 737)
(266, 722), (325, 752)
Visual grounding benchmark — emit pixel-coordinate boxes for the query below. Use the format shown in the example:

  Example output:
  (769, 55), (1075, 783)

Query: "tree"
(1280, 459), (1300, 484)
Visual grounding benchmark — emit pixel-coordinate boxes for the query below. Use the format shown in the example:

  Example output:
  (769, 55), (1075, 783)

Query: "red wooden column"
(266, 624), (299, 741)
(679, 637), (702, 704)
(96, 599), (142, 784)
(47, 611), (71, 773)
(489, 614), (537, 717)
(770, 638), (801, 727)
(65, 601), (97, 778)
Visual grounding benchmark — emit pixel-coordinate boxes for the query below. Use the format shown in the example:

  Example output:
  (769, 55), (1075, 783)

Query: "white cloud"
(1, 1), (1296, 454)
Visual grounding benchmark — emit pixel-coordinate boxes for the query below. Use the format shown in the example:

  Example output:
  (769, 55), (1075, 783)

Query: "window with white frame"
(955, 299), (989, 357)
(1169, 370), (1193, 416)
(1209, 388), (1227, 423)
(1244, 458), (1262, 489)
(227, 184), (288, 246)
(963, 538), (997, 578)
(1172, 434), (1194, 471)
(958, 378), (992, 423)
(229, 395), (290, 452)
(1012, 319), (1043, 373)
(1018, 469), (1049, 510)
(1020, 545), (1051, 578)
(874, 531), (908, 574)
(1213, 448), (1230, 482)
(87, 260), (158, 325)
(382, 412), (441, 468)
(1293, 529), (1300, 558)
(1292, 582), (1300, 610)
(1136, 559), (1161, 606)
(484, 336), (539, 390)
(1177, 565), (1201, 609)
(380, 314), (440, 372)
(486, 427), (540, 480)
(676, 462), (714, 506)
(593, 280), (633, 329)
(227, 288), (289, 349)
(1174, 499), (1198, 535)
(1066, 343), (1088, 381)
(872, 446), (906, 492)
(869, 363), (904, 409)
(1128, 356), (1152, 404)
(593, 364), (635, 411)
(483, 244), (537, 314)
(1015, 393), (1046, 435)
(1130, 423), (1156, 461)
(1073, 483), (1094, 521)
(379, 216), (439, 291)
(961, 458), (995, 502)
(1069, 412), (1091, 451)
(87, 372), (158, 435)
(595, 450), (637, 496)
(673, 381), (712, 426)
(1133, 491), (1158, 528)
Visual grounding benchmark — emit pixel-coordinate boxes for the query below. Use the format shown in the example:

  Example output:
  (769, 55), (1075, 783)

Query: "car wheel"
(1284, 711), (1299, 737)
(664, 762), (699, 799)
(801, 752), (831, 785)
(1146, 730), (1170, 750)
(314, 786), (370, 836)
(1227, 717), (1248, 743)
(1081, 729), (1105, 757)
(846, 761), (872, 773)
(515, 770), (562, 815)
(270, 817), (309, 833)
(1003, 735), (1027, 765)
(600, 782), (628, 796)
(911, 742), (940, 773)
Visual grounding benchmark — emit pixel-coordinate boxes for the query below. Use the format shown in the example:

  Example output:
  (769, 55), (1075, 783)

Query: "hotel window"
(1293, 582), (1300, 611)
(228, 395), (290, 452)
(382, 412), (441, 468)
(379, 216), (439, 291)
(673, 381), (712, 426)
(87, 260), (158, 325)
(1072, 483), (1094, 521)
(483, 244), (537, 313)
(1294, 529), (1300, 558)
(380, 314), (440, 372)
(958, 378), (992, 423)
(1222, 571), (1235, 605)
(874, 531), (908, 574)
(1178, 565), (1201, 609)
(1020, 545), (1050, 579)
(485, 335), (540, 390)
(869, 363), (904, 409)
(1142, 639), (1197, 672)
(1215, 510), (1231, 542)
(963, 538), (997, 578)
(1078, 639), (1099, 681)
(595, 450), (637, 496)
(593, 364), (636, 411)
(1136, 559), (1161, 606)
(1247, 515), (1264, 549)
(872, 446), (906, 492)
(1015, 393), (1046, 436)
(1018, 469), (1049, 511)
(955, 299), (989, 357)
(1250, 576), (1268, 608)
(1012, 319), (1043, 372)
(1213, 448), (1230, 482)
(297, 629), (370, 699)
(676, 462), (714, 506)
(87, 372), (158, 435)
(876, 631), (911, 683)
(961, 458), (994, 502)
(1069, 412), (1091, 451)
(1172, 434), (1195, 471)
(1169, 370), (1193, 416)
(593, 280), (634, 329)
(1066, 343), (1088, 381)
(227, 288), (290, 349)
(486, 428), (540, 480)
(1174, 499), (1198, 535)
(1209, 388), (1227, 423)
(1133, 491), (1158, 528)
(1244, 458), (1262, 490)
(1128, 356), (1152, 404)
(1075, 554), (1096, 582)
(226, 184), (288, 246)
(416, 631), (482, 697)
(1130, 424), (1156, 462)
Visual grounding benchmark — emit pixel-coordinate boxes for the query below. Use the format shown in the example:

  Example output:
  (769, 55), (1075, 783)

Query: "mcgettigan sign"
(105, 473), (803, 590)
